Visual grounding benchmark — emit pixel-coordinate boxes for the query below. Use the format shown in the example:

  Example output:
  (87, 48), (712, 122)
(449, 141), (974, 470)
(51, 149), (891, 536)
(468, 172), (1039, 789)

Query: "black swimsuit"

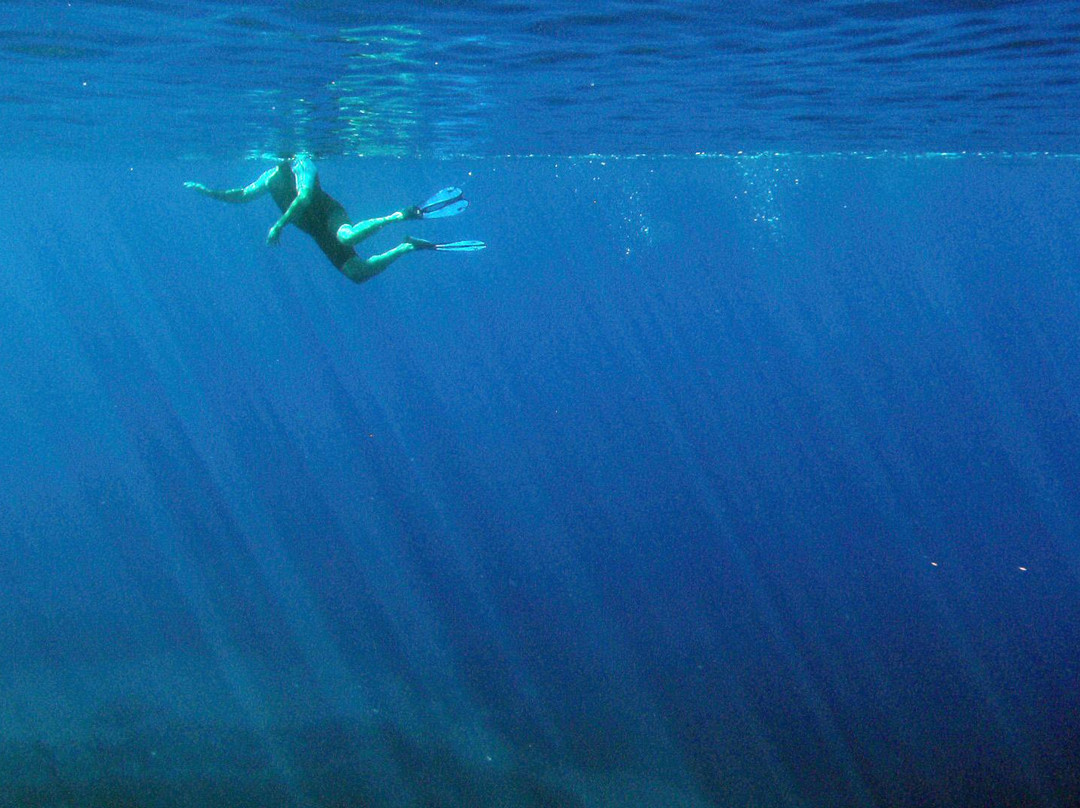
(268, 162), (357, 270)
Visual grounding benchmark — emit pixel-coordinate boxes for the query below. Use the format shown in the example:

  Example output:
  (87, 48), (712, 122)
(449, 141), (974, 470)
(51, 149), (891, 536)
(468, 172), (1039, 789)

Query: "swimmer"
(185, 153), (485, 284)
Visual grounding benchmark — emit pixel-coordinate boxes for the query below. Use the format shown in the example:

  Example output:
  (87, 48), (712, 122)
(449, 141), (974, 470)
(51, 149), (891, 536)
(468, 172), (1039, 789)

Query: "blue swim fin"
(406, 237), (486, 252)
(432, 239), (486, 251)
(418, 187), (468, 218)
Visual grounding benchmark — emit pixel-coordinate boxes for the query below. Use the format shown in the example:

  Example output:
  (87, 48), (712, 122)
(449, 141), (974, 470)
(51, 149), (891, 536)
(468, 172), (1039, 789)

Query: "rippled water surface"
(3, 0), (1078, 157)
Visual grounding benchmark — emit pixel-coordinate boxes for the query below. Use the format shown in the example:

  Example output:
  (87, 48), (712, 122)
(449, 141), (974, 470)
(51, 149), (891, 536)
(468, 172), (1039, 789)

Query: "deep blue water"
(2, 3), (1080, 808)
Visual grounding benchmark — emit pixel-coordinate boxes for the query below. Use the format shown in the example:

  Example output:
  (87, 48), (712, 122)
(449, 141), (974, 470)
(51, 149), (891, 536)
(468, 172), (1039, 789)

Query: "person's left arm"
(185, 165), (279, 202)
(267, 155), (317, 244)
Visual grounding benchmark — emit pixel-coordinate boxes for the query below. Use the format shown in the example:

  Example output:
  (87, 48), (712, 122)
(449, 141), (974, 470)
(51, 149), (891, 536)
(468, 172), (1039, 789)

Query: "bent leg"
(337, 242), (417, 284)
(337, 210), (412, 247)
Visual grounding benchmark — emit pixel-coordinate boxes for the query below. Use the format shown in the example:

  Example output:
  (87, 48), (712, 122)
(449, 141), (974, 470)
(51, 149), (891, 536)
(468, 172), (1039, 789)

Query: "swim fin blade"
(406, 236), (486, 252)
(418, 187), (468, 218)
(432, 240), (486, 252)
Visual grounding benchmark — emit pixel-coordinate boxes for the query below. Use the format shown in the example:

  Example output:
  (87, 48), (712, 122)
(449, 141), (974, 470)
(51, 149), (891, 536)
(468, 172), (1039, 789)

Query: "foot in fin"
(406, 236), (486, 252)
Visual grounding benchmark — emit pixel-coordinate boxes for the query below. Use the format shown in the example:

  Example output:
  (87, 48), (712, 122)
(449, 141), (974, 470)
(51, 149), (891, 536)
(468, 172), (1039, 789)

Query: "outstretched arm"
(184, 165), (280, 203)
(267, 155), (317, 244)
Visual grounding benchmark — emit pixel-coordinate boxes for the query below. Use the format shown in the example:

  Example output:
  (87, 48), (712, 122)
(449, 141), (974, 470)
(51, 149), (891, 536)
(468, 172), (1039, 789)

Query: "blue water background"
(2, 155), (1078, 806)
(3, 1), (1080, 806)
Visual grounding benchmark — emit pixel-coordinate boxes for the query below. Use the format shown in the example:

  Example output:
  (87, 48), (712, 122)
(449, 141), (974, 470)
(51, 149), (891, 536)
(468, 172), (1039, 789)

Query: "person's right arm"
(266, 155), (316, 244)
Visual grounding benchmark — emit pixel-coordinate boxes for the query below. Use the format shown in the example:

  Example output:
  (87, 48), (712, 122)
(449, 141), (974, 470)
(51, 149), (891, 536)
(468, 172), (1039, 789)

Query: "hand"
(184, 181), (206, 192)
(267, 224), (282, 245)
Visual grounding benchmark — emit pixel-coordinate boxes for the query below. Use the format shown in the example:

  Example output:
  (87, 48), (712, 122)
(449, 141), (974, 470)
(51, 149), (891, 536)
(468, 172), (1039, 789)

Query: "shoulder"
(291, 153), (317, 174)
(290, 154), (318, 190)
